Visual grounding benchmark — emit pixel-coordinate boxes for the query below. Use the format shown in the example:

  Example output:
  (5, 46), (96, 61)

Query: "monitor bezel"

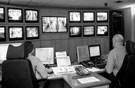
(69, 26), (82, 37)
(25, 9), (39, 23)
(42, 16), (68, 33)
(96, 11), (108, 22)
(8, 26), (24, 41)
(83, 25), (95, 37)
(96, 25), (108, 36)
(88, 44), (101, 59)
(0, 26), (6, 41)
(0, 7), (5, 22)
(25, 26), (40, 40)
(7, 7), (23, 22)
(69, 11), (81, 23)
(83, 11), (95, 22)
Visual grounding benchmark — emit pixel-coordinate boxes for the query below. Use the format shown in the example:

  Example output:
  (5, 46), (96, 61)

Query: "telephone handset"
(75, 66), (91, 76)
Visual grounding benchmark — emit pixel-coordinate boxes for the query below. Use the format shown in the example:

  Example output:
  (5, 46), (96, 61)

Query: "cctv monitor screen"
(83, 26), (95, 36)
(97, 11), (108, 22)
(8, 26), (23, 40)
(69, 11), (81, 22)
(0, 7), (5, 22)
(0, 27), (6, 41)
(8, 8), (23, 22)
(97, 25), (108, 36)
(83, 11), (94, 22)
(69, 26), (81, 37)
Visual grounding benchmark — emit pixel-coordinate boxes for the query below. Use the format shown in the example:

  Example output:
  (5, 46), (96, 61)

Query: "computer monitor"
(88, 44), (101, 61)
(77, 45), (90, 62)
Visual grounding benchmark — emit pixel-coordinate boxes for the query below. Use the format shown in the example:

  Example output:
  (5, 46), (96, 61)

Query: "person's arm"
(105, 51), (115, 74)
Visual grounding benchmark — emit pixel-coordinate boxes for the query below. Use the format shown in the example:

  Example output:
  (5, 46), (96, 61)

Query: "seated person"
(23, 41), (53, 87)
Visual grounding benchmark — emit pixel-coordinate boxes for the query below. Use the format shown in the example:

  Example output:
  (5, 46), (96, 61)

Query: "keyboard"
(80, 61), (94, 68)
(94, 60), (107, 68)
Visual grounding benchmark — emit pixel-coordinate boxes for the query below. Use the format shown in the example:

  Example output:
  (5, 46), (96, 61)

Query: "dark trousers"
(99, 72), (120, 88)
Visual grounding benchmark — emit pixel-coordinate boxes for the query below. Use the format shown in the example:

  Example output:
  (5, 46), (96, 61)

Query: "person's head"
(112, 34), (124, 48)
(23, 41), (34, 57)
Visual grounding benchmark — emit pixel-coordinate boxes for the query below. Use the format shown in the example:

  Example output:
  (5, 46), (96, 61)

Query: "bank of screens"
(25, 26), (39, 39)
(8, 26), (23, 40)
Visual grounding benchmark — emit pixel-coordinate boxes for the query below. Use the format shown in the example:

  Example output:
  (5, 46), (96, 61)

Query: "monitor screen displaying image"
(69, 26), (81, 37)
(8, 8), (23, 22)
(69, 11), (81, 22)
(97, 25), (108, 36)
(83, 26), (95, 36)
(42, 17), (67, 32)
(26, 26), (39, 39)
(83, 11), (94, 22)
(88, 45), (101, 59)
(25, 9), (39, 22)
(0, 7), (5, 22)
(96, 11), (108, 22)
(0, 27), (6, 41)
(8, 26), (23, 40)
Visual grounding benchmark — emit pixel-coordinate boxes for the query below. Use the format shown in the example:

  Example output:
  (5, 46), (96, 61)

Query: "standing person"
(104, 34), (127, 88)
(23, 41), (53, 88)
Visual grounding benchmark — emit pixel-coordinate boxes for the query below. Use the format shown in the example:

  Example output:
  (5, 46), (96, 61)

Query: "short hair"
(113, 34), (124, 43)
(23, 41), (34, 58)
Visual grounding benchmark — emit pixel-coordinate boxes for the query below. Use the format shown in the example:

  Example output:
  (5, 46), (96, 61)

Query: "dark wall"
(0, 4), (110, 63)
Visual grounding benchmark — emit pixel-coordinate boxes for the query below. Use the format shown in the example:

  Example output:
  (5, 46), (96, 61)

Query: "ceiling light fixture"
(115, 0), (123, 3)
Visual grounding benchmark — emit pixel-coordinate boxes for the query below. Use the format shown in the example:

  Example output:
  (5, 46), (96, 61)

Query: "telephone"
(75, 66), (91, 76)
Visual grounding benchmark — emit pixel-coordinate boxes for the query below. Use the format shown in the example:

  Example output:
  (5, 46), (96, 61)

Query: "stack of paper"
(77, 76), (100, 84)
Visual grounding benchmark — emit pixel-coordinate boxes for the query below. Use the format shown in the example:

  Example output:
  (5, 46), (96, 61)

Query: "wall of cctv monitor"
(0, 26), (6, 41)
(25, 26), (39, 40)
(69, 26), (82, 37)
(25, 9), (39, 23)
(8, 8), (23, 22)
(0, 7), (5, 22)
(8, 26), (24, 41)
(42, 16), (67, 33)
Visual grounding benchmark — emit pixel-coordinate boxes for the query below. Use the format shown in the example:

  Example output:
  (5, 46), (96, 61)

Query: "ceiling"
(0, 0), (134, 9)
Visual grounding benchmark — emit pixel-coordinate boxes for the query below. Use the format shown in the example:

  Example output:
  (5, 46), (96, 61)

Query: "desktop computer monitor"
(77, 45), (90, 63)
(88, 44), (101, 61)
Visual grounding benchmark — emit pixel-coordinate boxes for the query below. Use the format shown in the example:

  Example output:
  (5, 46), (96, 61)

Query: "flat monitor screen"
(97, 25), (108, 36)
(8, 26), (23, 40)
(0, 27), (6, 41)
(0, 7), (5, 22)
(69, 11), (81, 22)
(77, 45), (90, 62)
(83, 26), (95, 36)
(69, 26), (81, 37)
(26, 26), (39, 39)
(83, 11), (94, 22)
(88, 45), (101, 59)
(25, 9), (38, 22)
(8, 8), (23, 22)
(97, 11), (108, 22)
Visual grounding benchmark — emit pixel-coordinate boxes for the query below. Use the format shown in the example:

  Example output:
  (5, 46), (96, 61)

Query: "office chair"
(116, 40), (135, 88)
(2, 44), (47, 88)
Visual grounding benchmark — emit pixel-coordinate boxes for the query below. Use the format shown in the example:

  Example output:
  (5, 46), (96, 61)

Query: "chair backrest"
(2, 44), (39, 88)
(116, 40), (135, 88)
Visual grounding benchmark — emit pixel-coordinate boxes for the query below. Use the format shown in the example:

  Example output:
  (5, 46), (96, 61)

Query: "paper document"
(56, 56), (71, 67)
(86, 67), (101, 72)
(55, 51), (67, 57)
(51, 66), (76, 75)
(77, 76), (100, 84)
